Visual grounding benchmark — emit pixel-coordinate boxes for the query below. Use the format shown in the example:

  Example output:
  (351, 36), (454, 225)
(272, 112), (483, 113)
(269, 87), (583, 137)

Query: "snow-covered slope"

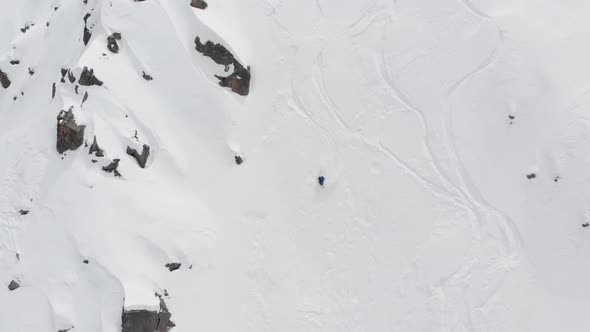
(2, 0), (590, 331)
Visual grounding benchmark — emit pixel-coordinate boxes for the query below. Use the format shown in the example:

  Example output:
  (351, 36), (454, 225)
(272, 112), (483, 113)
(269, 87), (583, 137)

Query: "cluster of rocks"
(165, 263), (181, 272)
(20, 23), (32, 33)
(79, 66), (103, 86)
(194, 37), (250, 96)
(88, 136), (104, 157)
(122, 298), (175, 332)
(56, 109), (86, 154)
(60, 68), (76, 84)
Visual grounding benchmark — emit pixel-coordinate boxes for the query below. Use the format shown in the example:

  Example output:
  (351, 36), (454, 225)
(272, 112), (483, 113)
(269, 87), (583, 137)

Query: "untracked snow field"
(1, 0), (590, 331)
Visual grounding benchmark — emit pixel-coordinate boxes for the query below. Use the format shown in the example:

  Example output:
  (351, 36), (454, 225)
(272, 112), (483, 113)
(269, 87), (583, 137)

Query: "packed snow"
(1, 0), (590, 331)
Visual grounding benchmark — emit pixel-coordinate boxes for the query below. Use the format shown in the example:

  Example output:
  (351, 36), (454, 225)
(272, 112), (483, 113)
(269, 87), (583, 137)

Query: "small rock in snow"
(0, 69), (11, 89)
(8, 280), (20, 291)
(165, 262), (181, 272)
(142, 72), (153, 81)
(89, 136), (104, 157)
(190, 0), (208, 9)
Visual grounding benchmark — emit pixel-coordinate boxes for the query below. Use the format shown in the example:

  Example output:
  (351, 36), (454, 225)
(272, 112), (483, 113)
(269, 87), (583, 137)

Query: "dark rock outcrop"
(19, 209), (29, 215)
(194, 37), (235, 68)
(10, 60), (20, 65)
(0, 69), (11, 89)
(83, 27), (91, 45)
(57, 109), (85, 154)
(165, 263), (181, 272)
(79, 66), (103, 86)
(122, 298), (175, 332)
(526, 173), (536, 180)
(126, 144), (150, 168)
(235, 155), (243, 165)
(89, 136), (104, 157)
(215, 62), (250, 96)
(52, 82), (56, 99)
(194, 37), (251, 95)
(8, 280), (20, 291)
(142, 72), (153, 81)
(107, 33), (120, 53)
(83, 13), (92, 46)
(102, 159), (121, 177)
(318, 176), (325, 186)
(190, 0), (208, 9)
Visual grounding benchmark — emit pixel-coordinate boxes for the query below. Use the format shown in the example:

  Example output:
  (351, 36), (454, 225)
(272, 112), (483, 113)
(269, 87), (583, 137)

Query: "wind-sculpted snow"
(1, 0), (590, 331)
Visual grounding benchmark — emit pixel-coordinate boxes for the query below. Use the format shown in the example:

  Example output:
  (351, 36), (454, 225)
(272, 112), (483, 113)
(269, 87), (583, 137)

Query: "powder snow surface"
(1, 0), (590, 331)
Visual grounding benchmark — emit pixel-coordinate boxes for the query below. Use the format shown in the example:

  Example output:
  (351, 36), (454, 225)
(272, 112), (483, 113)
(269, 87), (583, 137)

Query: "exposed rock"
(52, 82), (56, 99)
(526, 173), (536, 180)
(318, 176), (325, 186)
(56, 109), (85, 154)
(583, 223), (589, 228)
(165, 262), (181, 272)
(28, 67), (35, 75)
(113, 32), (122, 40)
(107, 34), (119, 53)
(126, 144), (150, 168)
(89, 136), (104, 157)
(235, 155), (243, 165)
(194, 37), (251, 95)
(79, 66), (103, 86)
(68, 70), (76, 83)
(83, 27), (91, 45)
(122, 298), (175, 332)
(190, 0), (208, 9)
(10, 60), (20, 65)
(194, 37), (235, 68)
(142, 72), (153, 81)
(8, 280), (20, 291)
(61, 68), (68, 77)
(214, 63), (250, 96)
(82, 91), (89, 105)
(19, 209), (29, 215)
(83, 13), (92, 46)
(20, 23), (31, 33)
(102, 159), (121, 177)
(83, 259), (89, 264)
(0, 69), (11, 89)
